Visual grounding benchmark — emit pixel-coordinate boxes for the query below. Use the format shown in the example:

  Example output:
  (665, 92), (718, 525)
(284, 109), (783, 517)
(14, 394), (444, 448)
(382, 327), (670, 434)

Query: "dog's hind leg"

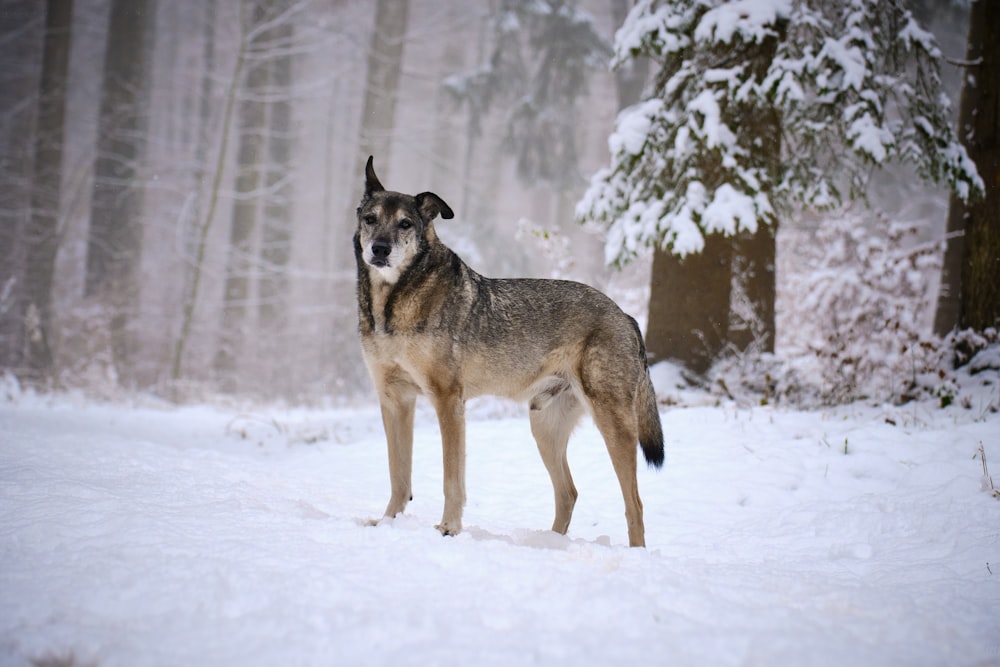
(529, 383), (584, 535)
(590, 400), (645, 547)
(578, 336), (648, 547)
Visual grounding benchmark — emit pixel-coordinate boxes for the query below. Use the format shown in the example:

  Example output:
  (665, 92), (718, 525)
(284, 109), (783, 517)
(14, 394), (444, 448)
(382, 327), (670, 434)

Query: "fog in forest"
(0, 0), (976, 404)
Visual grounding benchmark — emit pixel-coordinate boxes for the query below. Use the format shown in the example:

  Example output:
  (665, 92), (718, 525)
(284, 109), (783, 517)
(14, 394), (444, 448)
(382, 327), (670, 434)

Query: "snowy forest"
(4, 3), (1000, 665)
(1, 0), (998, 407)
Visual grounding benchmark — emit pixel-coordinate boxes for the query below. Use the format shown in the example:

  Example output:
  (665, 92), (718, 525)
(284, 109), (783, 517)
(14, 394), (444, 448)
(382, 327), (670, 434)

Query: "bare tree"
(0, 2), (44, 375)
(258, 0), (295, 391)
(355, 0), (409, 177)
(171, 0), (223, 386)
(84, 0), (156, 385)
(22, 0), (73, 382)
(214, 0), (269, 392)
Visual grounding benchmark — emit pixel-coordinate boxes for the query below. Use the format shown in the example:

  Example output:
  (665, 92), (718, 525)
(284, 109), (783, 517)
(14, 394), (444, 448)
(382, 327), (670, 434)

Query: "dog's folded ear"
(364, 156), (384, 197)
(415, 192), (454, 222)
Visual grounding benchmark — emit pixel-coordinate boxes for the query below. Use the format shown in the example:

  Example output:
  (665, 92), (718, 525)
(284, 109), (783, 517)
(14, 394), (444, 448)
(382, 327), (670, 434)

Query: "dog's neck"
(357, 232), (464, 337)
(367, 262), (403, 286)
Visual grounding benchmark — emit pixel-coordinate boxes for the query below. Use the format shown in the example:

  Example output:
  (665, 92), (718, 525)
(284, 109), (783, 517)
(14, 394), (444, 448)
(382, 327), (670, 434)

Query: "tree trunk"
(171, 0), (233, 386)
(645, 234), (732, 375)
(728, 23), (781, 356)
(214, 0), (267, 392)
(356, 0), (409, 176)
(84, 0), (155, 385)
(23, 0), (73, 381)
(258, 2), (294, 393)
(643, 19), (780, 374)
(937, 0), (999, 332)
(0, 1), (42, 373)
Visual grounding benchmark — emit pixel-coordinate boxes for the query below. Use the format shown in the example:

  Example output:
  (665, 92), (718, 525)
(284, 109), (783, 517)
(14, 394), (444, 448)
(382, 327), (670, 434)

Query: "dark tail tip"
(641, 434), (665, 469)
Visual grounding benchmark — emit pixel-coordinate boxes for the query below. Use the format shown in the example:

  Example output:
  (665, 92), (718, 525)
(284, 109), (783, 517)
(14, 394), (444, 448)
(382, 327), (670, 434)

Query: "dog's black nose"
(371, 240), (391, 259)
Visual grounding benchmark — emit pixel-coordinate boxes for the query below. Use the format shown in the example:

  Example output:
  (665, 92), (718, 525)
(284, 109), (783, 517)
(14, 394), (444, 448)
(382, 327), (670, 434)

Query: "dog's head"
(356, 156), (454, 284)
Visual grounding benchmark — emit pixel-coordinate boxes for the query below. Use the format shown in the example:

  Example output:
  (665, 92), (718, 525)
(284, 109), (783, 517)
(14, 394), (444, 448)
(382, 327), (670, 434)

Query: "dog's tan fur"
(355, 157), (663, 547)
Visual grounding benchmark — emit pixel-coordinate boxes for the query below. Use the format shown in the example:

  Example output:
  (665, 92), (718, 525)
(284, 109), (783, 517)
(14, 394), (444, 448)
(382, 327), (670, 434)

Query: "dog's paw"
(365, 515), (395, 528)
(435, 521), (461, 537)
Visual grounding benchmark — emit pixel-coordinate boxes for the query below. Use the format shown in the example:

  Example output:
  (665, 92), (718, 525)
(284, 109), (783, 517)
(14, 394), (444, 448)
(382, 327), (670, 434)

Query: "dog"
(354, 156), (664, 547)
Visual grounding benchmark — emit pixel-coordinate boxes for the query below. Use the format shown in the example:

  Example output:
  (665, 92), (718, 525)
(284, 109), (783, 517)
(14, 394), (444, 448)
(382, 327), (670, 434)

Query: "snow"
(970, 346), (1000, 375)
(846, 110), (893, 163)
(701, 183), (760, 236)
(686, 89), (733, 149)
(819, 36), (867, 92)
(612, 1), (688, 66)
(608, 99), (662, 157)
(899, 13), (941, 58)
(2, 388), (1000, 667)
(694, 0), (792, 45)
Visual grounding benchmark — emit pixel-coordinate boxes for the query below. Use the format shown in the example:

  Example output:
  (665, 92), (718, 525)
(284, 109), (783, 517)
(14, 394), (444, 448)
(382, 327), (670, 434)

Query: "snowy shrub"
(709, 325), (1000, 411)
(704, 213), (1000, 409)
(708, 213), (941, 406)
(792, 212), (945, 404)
(946, 328), (1000, 412)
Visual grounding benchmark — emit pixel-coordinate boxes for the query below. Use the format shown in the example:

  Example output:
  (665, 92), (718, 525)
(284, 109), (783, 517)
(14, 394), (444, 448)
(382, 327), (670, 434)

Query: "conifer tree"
(579, 0), (982, 371)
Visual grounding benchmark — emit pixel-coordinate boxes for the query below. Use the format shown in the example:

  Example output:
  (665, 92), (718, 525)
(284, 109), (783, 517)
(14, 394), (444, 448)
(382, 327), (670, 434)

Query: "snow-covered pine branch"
(578, 0), (984, 268)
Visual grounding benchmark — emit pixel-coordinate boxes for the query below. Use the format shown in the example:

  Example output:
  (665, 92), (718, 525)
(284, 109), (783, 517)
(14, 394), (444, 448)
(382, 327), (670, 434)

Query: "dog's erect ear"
(364, 156), (384, 197)
(415, 192), (454, 222)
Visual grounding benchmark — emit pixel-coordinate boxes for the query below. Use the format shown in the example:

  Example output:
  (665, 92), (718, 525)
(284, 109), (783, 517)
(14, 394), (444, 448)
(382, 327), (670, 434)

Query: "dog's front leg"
(378, 390), (416, 520)
(431, 389), (466, 537)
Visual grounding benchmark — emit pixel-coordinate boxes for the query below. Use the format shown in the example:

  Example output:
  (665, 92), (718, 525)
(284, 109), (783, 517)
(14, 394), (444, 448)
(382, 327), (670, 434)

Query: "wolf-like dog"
(354, 156), (664, 547)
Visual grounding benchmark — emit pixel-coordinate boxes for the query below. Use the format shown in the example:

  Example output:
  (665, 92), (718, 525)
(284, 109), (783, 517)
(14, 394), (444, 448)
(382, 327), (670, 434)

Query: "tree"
(214, 0), (269, 391)
(642, 7), (783, 373)
(645, 234), (732, 373)
(935, 0), (999, 334)
(22, 0), (73, 381)
(609, 0), (647, 110)
(444, 0), (611, 191)
(579, 0), (982, 373)
(258, 0), (295, 391)
(84, 0), (156, 384)
(171, 0), (224, 385)
(0, 1), (46, 375)
(355, 0), (409, 179)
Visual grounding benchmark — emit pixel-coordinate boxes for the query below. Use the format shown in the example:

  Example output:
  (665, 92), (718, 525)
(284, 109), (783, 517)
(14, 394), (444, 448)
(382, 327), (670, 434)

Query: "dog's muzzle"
(369, 240), (392, 267)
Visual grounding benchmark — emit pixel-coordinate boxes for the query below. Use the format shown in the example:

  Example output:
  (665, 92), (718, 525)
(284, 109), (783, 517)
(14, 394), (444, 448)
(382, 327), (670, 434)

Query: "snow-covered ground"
(2, 378), (999, 667)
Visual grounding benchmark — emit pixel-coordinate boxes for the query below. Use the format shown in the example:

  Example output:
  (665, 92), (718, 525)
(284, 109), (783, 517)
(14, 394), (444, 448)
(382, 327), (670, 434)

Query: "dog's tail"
(637, 369), (664, 468)
(631, 319), (664, 469)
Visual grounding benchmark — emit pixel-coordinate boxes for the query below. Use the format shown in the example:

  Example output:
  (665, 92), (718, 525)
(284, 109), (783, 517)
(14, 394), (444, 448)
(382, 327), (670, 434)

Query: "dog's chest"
(360, 329), (455, 391)
(367, 282), (392, 334)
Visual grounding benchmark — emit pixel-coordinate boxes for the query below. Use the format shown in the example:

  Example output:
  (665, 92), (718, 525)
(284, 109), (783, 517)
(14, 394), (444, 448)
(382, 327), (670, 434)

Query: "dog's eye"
(363, 214), (376, 226)
(399, 219), (413, 230)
